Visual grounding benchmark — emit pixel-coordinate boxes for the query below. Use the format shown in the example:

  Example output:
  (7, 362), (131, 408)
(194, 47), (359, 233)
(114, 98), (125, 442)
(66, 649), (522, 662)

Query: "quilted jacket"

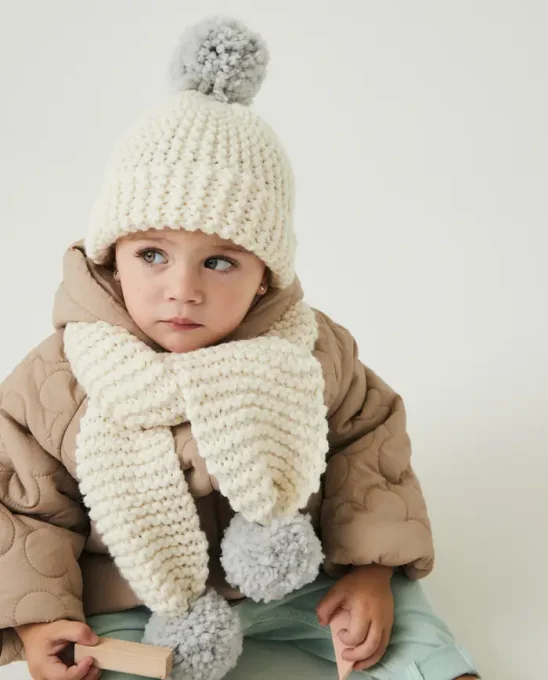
(0, 243), (434, 665)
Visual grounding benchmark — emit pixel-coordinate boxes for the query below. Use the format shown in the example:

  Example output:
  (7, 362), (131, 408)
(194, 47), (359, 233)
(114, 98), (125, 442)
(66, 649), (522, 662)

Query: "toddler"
(0, 16), (478, 680)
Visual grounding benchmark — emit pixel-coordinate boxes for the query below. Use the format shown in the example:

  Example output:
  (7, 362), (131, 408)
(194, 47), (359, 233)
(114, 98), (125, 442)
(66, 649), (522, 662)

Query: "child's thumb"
(59, 622), (99, 646)
(78, 625), (99, 646)
(81, 626), (100, 646)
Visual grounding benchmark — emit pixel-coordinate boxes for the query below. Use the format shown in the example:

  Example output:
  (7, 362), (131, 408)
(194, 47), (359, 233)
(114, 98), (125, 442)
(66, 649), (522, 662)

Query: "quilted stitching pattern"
(0, 332), (87, 666)
(314, 311), (433, 578)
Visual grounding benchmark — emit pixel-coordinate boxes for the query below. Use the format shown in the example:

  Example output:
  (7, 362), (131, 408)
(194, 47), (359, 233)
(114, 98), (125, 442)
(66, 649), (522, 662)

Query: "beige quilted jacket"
(0, 244), (434, 665)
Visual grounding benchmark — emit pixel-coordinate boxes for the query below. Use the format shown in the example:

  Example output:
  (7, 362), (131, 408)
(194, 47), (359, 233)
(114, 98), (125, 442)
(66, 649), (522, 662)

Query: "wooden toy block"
(330, 610), (354, 680)
(75, 638), (173, 679)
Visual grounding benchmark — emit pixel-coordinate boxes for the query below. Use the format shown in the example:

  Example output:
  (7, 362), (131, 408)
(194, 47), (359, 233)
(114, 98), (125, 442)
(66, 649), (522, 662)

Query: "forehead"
(123, 228), (249, 252)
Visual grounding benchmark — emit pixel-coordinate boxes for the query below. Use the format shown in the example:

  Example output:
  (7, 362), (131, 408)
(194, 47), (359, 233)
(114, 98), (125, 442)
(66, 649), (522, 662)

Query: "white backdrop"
(1, 2), (547, 679)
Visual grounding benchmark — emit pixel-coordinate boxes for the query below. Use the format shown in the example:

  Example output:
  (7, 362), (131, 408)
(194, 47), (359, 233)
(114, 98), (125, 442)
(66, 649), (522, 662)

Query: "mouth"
(164, 318), (203, 331)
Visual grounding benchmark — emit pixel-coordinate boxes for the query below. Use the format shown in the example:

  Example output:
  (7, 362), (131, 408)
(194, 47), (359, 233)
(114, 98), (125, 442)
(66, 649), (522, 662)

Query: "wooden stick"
(330, 610), (354, 680)
(75, 638), (173, 679)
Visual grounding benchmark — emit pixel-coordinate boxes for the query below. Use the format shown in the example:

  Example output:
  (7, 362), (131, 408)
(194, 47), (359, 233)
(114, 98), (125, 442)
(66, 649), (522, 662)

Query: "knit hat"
(85, 16), (296, 288)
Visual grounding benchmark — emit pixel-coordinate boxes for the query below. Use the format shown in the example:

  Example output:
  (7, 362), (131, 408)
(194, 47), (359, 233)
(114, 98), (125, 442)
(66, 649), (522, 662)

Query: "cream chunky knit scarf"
(64, 300), (329, 679)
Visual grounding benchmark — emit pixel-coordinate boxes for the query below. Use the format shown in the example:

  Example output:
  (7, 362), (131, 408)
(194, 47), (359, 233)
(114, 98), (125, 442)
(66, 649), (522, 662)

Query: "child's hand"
(15, 620), (101, 680)
(316, 564), (394, 672)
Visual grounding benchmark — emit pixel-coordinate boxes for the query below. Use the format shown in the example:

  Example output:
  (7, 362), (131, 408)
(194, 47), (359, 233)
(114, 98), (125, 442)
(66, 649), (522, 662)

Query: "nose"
(165, 267), (204, 304)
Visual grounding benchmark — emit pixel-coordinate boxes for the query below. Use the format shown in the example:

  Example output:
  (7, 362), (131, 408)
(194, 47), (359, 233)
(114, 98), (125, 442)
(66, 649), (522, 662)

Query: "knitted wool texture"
(85, 17), (296, 289)
(63, 301), (329, 617)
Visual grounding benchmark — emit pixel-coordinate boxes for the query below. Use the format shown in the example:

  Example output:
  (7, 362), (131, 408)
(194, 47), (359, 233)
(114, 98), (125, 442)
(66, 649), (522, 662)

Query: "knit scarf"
(64, 300), (329, 617)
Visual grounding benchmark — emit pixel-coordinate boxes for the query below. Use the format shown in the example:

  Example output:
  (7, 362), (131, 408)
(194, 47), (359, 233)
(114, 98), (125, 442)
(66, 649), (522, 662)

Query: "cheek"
(211, 286), (256, 331)
(120, 273), (156, 319)
(213, 283), (254, 311)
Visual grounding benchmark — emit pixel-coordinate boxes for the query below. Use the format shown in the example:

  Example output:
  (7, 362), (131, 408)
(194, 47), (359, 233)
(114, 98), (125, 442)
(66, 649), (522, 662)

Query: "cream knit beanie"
(85, 16), (296, 288)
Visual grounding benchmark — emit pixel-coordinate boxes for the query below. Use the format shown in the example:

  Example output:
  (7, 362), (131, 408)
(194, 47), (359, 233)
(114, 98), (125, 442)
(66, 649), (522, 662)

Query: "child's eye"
(138, 249), (166, 265)
(204, 257), (237, 272)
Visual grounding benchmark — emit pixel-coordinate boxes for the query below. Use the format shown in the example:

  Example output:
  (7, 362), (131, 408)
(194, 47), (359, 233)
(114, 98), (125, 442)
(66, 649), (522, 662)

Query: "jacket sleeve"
(314, 312), (434, 580)
(0, 338), (89, 666)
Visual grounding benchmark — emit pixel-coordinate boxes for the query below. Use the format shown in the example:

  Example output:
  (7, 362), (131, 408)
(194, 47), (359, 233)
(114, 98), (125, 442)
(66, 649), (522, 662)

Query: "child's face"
(115, 228), (268, 353)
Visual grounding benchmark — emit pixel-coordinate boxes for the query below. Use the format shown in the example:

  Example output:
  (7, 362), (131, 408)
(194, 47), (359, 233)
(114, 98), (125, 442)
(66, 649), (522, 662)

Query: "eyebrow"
(130, 234), (249, 254)
(215, 244), (249, 253)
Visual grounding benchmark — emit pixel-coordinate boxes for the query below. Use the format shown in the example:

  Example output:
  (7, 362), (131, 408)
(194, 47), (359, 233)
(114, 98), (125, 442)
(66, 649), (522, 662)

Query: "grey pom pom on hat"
(169, 16), (269, 105)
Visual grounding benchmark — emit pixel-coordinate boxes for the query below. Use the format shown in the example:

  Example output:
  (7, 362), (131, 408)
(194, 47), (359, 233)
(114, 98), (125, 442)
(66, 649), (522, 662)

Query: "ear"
(257, 269), (271, 295)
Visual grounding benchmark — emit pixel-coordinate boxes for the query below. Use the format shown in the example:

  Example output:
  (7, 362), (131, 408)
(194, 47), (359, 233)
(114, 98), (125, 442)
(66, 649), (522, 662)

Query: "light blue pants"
(87, 572), (478, 680)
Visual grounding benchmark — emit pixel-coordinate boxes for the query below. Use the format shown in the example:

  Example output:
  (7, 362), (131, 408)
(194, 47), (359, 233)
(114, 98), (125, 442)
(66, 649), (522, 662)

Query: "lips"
(165, 318), (203, 331)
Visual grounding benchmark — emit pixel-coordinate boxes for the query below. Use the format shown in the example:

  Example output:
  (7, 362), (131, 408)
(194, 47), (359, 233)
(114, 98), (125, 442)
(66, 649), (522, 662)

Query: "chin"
(156, 331), (216, 354)
(163, 339), (204, 354)
(150, 325), (233, 354)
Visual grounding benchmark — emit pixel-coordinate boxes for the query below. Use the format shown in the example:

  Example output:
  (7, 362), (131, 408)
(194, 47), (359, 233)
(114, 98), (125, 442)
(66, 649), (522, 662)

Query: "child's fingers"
(82, 665), (102, 680)
(337, 603), (370, 647)
(353, 628), (391, 672)
(65, 656), (96, 680)
(49, 622), (99, 647)
(316, 589), (344, 626)
(47, 655), (93, 680)
(342, 620), (382, 662)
